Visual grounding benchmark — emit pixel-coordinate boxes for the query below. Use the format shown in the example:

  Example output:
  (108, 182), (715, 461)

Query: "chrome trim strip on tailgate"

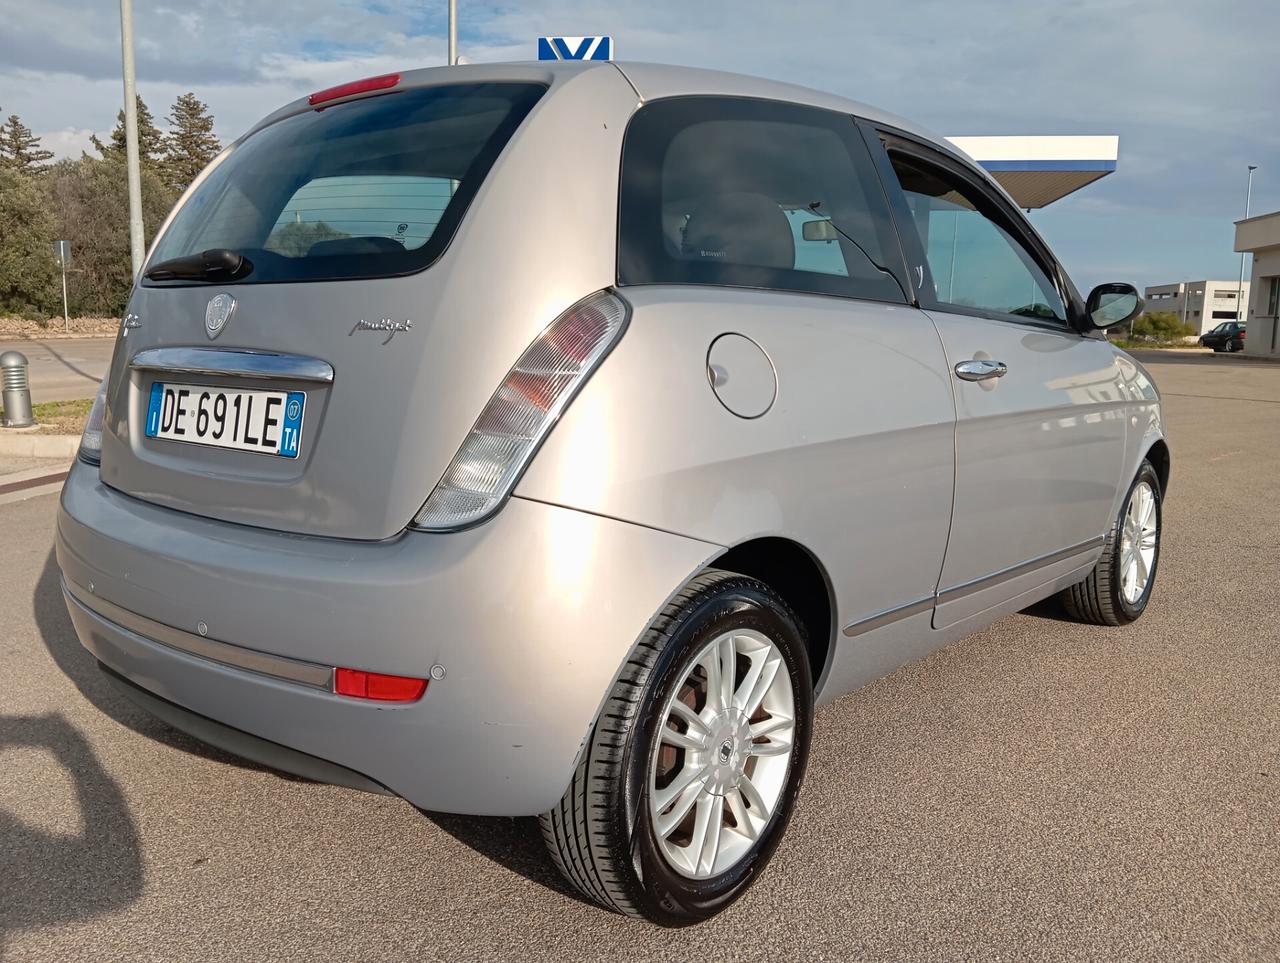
(63, 577), (334, 689)
(130, 347), (334, 384)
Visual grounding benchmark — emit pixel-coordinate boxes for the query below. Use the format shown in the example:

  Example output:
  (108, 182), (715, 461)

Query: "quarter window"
(886, 151), (1067, 323)
(619, 97), (908, 303)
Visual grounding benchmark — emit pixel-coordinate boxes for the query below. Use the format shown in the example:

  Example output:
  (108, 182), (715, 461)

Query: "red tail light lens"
(309, 73), (401, 107)
(334, 667), (427, 702)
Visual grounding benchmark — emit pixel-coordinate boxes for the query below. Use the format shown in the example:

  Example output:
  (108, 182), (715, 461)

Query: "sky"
(1, 0), (1277, 293)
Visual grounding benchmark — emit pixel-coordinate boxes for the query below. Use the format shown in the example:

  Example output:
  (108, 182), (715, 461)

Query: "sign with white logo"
(537, 36), (612, 61)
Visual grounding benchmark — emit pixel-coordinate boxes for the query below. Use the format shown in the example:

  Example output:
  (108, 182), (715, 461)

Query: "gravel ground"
(0, 351), (1276, 961)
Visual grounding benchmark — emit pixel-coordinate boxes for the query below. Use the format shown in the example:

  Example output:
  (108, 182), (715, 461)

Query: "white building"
(1142, 280), (1249, 335)
(1235, 210), (1280, 357)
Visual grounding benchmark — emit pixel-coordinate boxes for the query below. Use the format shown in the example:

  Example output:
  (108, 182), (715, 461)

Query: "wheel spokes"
(656, 776), (705, 839)
(668, 698), (709, 735)
(690, 794), (724, 875)
(725, 788), (757, 841)
(661, 724), (706, 752)
(740, 655), (782, 717)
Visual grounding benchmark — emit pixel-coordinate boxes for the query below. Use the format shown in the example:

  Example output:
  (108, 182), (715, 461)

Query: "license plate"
(145, 382), (306, 458)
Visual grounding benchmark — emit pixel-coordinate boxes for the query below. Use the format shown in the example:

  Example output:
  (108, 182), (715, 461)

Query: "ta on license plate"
(146, 382), (306, 458)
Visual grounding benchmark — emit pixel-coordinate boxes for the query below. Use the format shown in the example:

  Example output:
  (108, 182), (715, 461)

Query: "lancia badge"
(206, 293), (237, 340)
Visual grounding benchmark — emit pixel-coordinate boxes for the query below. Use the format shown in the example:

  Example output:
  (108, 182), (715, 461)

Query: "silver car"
(57, 61), (1166, 924)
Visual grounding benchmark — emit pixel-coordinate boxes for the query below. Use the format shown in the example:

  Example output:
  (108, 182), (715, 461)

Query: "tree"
(0, 168), (59, 316)
(0, 113), (53, 173)
(92, 96), (165, 169)
(162, 92), (221, 193)
(44, 156), (178, 316)
(264, 220), (348, 257)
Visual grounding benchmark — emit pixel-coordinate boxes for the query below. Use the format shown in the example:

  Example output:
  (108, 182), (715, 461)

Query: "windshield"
(146, 82), (544, 285)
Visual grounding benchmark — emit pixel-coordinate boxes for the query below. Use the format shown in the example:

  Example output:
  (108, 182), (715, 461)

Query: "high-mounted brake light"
(308, 72), (401, 107)
(411, 290), (630, 531)
(334, 667), (427, 702)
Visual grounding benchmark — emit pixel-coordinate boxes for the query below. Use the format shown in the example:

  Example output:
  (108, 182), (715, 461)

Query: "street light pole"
(1236, 164), (1257, 326)
(118, 0), (145, 281)
(448, 0), (457, 65)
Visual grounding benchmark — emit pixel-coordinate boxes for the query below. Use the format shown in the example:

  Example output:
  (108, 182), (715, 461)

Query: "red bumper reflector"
(334, 667), (427, 702)
(309, 72), (401, 107)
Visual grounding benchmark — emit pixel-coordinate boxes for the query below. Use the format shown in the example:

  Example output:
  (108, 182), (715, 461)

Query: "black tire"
(1060, 459), (1162, 626)
(540, 569), (813, 925)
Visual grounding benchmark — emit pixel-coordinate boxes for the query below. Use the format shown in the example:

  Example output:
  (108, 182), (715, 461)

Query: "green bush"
(1132, 310), (1197, 341)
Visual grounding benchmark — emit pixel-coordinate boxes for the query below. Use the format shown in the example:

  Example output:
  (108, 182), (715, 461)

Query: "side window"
(619, 97), (908, 303)
(886, 151), (1067, 323)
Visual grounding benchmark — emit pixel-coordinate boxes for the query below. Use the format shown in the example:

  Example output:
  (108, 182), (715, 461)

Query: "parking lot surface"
(1, 351), (1276, 961)
(0, 339), (113, 404)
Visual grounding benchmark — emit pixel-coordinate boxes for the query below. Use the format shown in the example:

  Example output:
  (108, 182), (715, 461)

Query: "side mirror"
(801, 219), (839, 242)
(1086, 282), (1143, 330)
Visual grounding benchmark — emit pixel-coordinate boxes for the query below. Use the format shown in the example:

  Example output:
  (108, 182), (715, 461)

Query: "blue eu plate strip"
(278, 391), (306, 458)
(146, 382), (164, 438)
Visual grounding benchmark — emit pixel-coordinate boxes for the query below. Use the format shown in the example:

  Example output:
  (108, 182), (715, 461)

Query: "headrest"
(681, 192), (793, 270)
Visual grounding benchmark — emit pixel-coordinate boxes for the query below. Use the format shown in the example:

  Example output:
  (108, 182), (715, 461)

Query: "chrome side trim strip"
(838, 536), (1106, 637)
(64, 577), (333, 689)
(935, 535), (1105, 605)
(130, 347), (334, 384)
(841, 595), (934, 637)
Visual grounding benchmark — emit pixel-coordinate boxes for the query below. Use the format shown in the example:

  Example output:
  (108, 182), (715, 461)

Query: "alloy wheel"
(1119, 480), (1159, 604)
(648, 629), (795, 879)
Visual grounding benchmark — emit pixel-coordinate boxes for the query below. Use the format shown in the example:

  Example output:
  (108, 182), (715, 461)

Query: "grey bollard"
(1, 350), (35, 428)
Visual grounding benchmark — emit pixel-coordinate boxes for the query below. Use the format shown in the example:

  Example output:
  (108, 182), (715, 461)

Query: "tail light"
(78, 375), (109, 465)
(412, 290), (630, 531)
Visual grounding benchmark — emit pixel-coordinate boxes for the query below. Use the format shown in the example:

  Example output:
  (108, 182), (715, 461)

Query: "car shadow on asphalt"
(34, 549), (589, 905)
(424, 812), (587, 904)
(1017, 597), (1079, 623)
(0, 712), (144, 950)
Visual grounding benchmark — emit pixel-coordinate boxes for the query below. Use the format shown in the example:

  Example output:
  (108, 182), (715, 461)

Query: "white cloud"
(35, 127), (105, 160)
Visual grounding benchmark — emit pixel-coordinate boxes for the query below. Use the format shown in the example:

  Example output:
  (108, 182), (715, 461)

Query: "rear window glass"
(146, 83), (544, 285)
(618, 97), (908, 303)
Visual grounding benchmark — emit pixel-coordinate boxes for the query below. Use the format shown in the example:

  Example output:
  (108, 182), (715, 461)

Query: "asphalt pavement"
(0, 350), (1276, 961)
(0, 339), (114, 404)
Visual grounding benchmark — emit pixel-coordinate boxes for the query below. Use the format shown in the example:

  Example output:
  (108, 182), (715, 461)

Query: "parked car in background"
(1200, 321), (1246, 352)
(56, 61), (1168, 925)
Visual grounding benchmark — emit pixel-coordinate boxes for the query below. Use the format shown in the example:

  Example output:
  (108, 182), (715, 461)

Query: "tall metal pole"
(448, 0), (457, 65)
(1236, 165), (1257, 325)
(119, 0), (145, 281)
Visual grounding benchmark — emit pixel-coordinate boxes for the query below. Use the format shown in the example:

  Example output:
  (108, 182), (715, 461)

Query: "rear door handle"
(954, 359), (1008, 382)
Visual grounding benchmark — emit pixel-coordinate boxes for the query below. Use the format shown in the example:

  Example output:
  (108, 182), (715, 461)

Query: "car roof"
(249, 60), (951, 156)
(612, 62), (945, 146)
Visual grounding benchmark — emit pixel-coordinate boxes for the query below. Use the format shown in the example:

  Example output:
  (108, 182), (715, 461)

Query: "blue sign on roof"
(537, 36), (612, 61)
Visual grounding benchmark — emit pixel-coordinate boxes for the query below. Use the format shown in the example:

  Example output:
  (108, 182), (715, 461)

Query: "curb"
(0, 332), (117, 342)
(0, 432), (80, 458)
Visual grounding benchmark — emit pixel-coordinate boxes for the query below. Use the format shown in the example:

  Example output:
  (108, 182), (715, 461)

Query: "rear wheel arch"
(1145, 438), (1171, 497)
(706, 536), (835, 696)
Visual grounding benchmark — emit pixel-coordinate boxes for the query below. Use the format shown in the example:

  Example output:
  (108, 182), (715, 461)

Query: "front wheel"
(541, 569), (813, 924)
(1060, 459), (1162, 625)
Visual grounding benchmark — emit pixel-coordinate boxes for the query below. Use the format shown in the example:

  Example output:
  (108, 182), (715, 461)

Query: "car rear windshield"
(145, 82), (545, 285)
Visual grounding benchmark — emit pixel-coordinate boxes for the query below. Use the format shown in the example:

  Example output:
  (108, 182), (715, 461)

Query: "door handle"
(954, 359), (1008, 382)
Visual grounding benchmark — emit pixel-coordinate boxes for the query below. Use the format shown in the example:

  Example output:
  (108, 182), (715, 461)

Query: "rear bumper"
(56, 462), (717, 815)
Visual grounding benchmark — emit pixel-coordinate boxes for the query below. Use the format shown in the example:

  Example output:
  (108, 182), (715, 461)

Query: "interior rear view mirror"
(1087, 282), (1143, 330)
(802, 219), (839, 242)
